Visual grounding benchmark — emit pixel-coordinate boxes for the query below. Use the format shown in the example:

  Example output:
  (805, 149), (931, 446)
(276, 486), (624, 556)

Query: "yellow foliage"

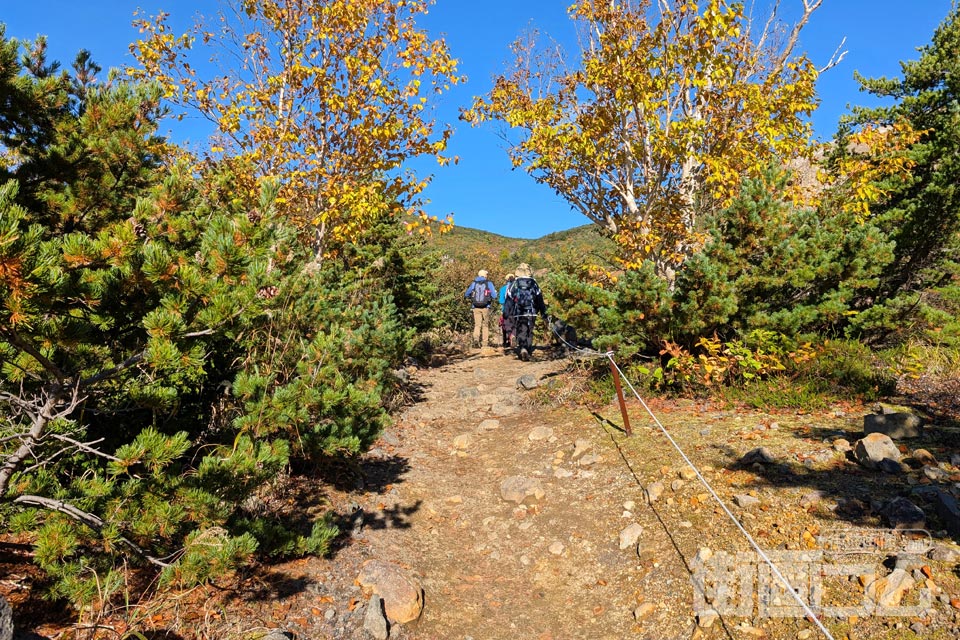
(129, 0), (462, 257)
(468, 0), (820, 278)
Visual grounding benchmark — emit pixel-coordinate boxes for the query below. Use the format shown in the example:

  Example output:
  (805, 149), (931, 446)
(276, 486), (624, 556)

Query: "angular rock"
(864, 412), (923, 439)
(548, 541), (564, 555)
(697, 609), (719, 628)
(734, 494), (760, 509)
(633, 603), (656, 619)
(499, 476), (545, 505)
(740, 447), (776, 465)
(517, 374), (539, 390)
(935, 489), (960, 538)
(578, 453), (600, 467)
(678, 467), (697, 481)
(799, 490), (825, 509)
(619, 523), (644, 550)
(363, 594), (389, 640)
(853, 432), (902, 470)
(571, 438), (591, 460)
(881, 497), (926, 530)
(866, 569), (916, 608)
(357, 560), (424, 624)
(878, 457), (904, 474)
(912, 448), (937, 466)
(645, 481), (665, 504)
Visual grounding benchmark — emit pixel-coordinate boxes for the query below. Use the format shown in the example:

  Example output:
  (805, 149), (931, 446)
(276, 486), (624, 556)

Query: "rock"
(924, 466), (951, 482)
(799, 490), (825, 508)
(935, 489), (960, 537)
(678, 467), (697, 481)
(697, 609), (719, 628)
(0, 596), (11, 640)
(881, 497), (926, 530)
(528, 426), (554, 441)
(477, 418), (500, 431)
(740, 447), (776, 465)
(456, 386), (479, 399)
(363, 594), (390, 640)
(619, 523), (644, 550)
(912, 449), (937, 466)
(734, 494), (760, 509)
(797, 630), (813, 640)
(832, 438), (851, 453)
(491, 402), (518, 416)
(356, 560), (424, 624)
(878, 457), (904, 474)
(671, 479), (684, 492)
(499, 476), (545, 505)
(853, 432), (902, 470)
(553, 468), (573, 478)
(571, 438), (591, 460)
(864, 412), (923, 439)
(517, 374), (539, 389)
(929, 543), (960, 563)
(645, 481), (665, 504)
(866, 569), (915, 607)
(633, 603), (656, 619)
(325, 608), (336, 621)
(578, 453), (600, 467)
(452, 433), (474, 450)
(548, 541), (564, 555)
(258, 632), (293, 640)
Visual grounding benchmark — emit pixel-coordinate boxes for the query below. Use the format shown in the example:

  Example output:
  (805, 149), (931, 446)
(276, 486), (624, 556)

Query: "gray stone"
(878, 457), (904, 474)
(929, 543), (960, 563)
(864, 412), (923, 439)
(500, 476), (545, 505)
(853, 432), (902, 470)
(456, 386), (480, 399)
(881, 497), (926, 530)
(734, 494), (760, 509)
(0, 596), (12, 640)
(799, 490), (825, 508)
(517, 374), (539, 390)
(935, 489), (960, 538)
(363, 594), (390, 640)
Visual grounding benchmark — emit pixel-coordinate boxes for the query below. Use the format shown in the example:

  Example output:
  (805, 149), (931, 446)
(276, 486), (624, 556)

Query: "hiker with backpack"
(503, 263), (547, 361)
(498, 273), (516, 352)
(464, 269), (497, 349)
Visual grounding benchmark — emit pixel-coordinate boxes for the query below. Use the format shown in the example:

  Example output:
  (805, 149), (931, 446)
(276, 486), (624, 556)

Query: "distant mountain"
(427, 224), (616, 271)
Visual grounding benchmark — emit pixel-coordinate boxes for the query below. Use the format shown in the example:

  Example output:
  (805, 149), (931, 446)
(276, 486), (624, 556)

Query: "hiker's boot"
(519, 348), (529, 361)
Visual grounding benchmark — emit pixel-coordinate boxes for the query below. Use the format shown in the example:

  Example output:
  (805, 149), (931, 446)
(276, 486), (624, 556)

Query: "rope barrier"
(546, 322), (836, 640)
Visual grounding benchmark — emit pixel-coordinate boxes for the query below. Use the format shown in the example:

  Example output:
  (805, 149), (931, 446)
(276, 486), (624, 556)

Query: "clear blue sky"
(1, 1), (955, 238)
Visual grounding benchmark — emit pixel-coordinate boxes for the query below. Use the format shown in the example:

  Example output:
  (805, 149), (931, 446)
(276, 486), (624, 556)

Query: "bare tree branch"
(46, 434), (121, 462)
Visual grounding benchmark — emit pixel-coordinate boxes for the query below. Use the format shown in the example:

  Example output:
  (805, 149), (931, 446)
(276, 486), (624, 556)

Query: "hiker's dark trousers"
(515, 316), (536, 352)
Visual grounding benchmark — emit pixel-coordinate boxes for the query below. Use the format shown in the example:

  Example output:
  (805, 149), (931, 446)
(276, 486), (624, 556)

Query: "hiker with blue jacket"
(498, 273), (516, 352)
(503, 263), (547, 361)
(464, 269), (497, 349)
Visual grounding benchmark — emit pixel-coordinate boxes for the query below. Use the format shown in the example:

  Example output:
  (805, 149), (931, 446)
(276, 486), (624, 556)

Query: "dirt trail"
(361, 347), (674, 639)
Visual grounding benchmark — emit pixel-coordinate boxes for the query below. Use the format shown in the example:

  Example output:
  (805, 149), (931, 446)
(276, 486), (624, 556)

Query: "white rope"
(604, 354), (836, 640)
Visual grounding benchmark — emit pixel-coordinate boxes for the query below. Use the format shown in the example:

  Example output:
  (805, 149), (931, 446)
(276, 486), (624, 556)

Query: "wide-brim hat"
(506, 273), (515, 280)
(515, 263), (532, 277)
(478, 269), (488, 277)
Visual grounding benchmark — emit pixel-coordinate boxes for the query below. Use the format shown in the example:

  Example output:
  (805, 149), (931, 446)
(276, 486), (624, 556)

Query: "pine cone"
(257, 285), (279, 300)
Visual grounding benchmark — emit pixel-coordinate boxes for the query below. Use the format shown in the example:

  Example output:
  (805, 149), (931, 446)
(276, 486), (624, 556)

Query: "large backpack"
(511, 277), (537, 315)
(472, 279), (493, 307)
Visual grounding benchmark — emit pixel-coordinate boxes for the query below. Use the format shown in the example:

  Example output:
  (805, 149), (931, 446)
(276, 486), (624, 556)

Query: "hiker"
(503, 263), (547, 361)
(464, 269), (497, 348)
(498, 273), (515, 352)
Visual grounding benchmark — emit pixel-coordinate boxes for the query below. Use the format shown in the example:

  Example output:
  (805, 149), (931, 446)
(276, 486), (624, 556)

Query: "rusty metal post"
(609, 360), (632, 436)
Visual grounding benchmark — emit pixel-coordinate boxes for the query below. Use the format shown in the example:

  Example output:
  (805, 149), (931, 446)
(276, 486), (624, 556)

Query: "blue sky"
(1, 1), (955, 238)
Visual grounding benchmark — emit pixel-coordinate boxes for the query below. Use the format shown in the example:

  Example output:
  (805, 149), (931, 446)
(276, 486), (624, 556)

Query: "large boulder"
(357, 560), (424, 624)
(0, 595), (11, 640)
(853, 433), (902, 470)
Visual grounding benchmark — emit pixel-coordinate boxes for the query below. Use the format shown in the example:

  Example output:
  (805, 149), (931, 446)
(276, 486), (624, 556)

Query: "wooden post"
(609, 360), (632, 436)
